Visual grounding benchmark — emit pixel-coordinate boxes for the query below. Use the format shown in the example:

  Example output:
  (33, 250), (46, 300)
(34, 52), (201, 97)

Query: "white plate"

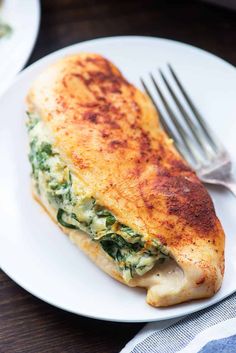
(0, 0), (40, 96)
(0, 36), (236, 323)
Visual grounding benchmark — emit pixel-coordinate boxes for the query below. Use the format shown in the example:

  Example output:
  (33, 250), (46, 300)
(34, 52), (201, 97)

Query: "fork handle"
(205, 176), (236, 197)
(223, 178), (236, 197)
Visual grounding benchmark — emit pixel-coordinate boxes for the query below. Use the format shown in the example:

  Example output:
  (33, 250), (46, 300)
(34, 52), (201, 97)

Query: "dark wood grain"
(29, 0), (236, 66)
(1, 1), (236, 353)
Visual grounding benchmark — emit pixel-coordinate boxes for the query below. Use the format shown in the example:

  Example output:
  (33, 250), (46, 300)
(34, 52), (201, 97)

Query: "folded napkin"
(121, 293), (236, 353)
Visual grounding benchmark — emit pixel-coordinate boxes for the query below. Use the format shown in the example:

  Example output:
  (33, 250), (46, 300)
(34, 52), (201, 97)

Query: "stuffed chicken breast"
(26, 53), (225, 307)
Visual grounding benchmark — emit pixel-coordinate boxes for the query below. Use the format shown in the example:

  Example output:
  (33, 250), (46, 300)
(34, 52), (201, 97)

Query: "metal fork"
(141, 65), (236, 197)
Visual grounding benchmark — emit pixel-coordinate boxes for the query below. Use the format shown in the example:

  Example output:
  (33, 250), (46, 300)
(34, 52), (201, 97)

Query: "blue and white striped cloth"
(121, 293), (236, 353)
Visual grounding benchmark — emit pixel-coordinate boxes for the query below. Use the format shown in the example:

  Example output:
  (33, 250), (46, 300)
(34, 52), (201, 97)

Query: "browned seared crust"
(27, 53), (225, 307)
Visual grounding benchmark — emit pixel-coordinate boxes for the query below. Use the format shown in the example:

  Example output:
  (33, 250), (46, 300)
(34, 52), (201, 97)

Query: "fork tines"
(141, 65), (223, 168)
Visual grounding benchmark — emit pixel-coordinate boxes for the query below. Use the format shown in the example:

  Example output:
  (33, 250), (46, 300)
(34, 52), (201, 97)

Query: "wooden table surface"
(1, 1), (236, 352)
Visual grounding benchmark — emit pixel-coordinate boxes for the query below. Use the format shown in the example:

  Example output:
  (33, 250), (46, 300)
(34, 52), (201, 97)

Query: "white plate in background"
(0, 36), (236, 322)
(0, 0), (40, 96)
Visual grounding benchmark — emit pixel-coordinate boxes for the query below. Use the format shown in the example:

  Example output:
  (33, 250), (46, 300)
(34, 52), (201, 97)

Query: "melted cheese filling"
(27, 112), (170, 282)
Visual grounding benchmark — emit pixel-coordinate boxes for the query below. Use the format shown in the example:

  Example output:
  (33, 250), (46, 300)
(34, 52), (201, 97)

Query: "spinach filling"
(27, 112), (169, 281)
(0, 21), (12, 38)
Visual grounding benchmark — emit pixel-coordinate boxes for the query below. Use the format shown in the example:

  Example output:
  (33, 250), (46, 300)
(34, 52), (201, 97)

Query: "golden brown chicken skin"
(26, 53), (225, 307)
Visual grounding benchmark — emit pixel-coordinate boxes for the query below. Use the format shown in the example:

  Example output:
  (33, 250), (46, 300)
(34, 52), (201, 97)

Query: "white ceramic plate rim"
(6, 35), (236, 79)
(0, 36), (236, 323)
(0, 0), (40, 96)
